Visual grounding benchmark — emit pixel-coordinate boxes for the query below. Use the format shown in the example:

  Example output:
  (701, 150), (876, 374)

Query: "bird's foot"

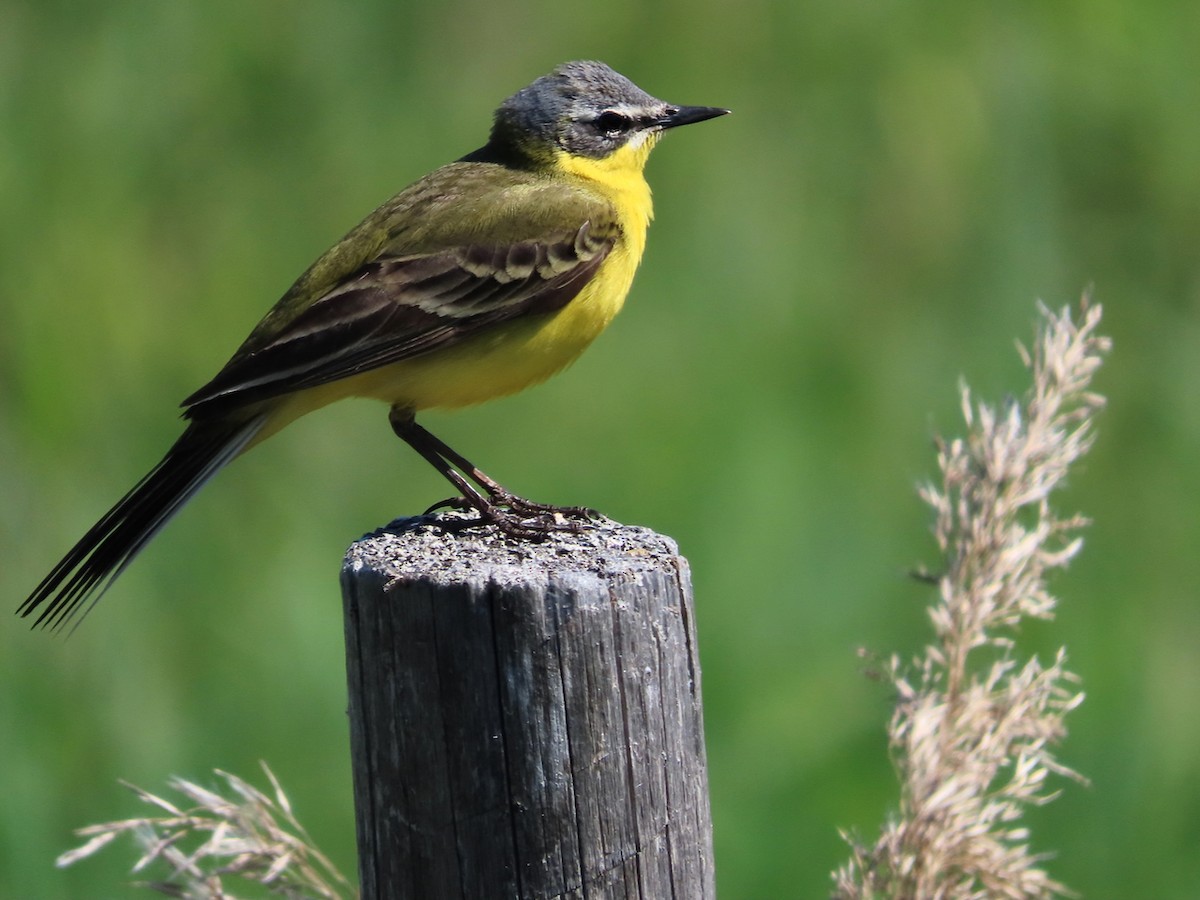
(424, 492), (600, 539)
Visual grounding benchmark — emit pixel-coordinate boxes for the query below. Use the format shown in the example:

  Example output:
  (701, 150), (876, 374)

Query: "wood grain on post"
(341, 513), (714, 900)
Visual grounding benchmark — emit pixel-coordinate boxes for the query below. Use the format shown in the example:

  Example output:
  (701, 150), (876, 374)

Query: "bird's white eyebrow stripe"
(595, 101), (662, 119)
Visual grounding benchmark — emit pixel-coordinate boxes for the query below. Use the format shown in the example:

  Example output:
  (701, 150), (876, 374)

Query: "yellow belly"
(251, 236), (640, 447)
(355, 236), (641, 410)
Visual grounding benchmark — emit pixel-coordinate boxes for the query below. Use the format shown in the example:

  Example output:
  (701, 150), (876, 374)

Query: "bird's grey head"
(488, 61), (728, 161)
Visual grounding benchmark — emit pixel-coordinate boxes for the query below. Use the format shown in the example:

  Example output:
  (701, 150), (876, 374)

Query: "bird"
(19, 60), (728, 631)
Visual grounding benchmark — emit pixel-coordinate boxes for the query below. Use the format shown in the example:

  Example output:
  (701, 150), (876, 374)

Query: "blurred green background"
(2, 1), (1198, 897)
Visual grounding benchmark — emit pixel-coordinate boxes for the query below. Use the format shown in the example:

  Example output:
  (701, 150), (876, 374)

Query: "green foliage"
(2, 2), (1197, 897)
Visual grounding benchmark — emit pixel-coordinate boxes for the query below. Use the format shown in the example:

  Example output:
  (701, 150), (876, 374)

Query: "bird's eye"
(594, 111), (633, 137)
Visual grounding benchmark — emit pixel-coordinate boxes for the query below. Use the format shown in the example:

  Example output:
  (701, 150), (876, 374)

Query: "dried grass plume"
(58, 762), (354, 899)
(833, 301), (1109, 899)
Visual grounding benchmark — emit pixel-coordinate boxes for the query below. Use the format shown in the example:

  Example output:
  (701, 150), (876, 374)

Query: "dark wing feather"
(184, 222), (612, 417)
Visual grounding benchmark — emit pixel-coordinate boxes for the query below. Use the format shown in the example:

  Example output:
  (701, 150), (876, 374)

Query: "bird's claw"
(423, 491), (599, 539)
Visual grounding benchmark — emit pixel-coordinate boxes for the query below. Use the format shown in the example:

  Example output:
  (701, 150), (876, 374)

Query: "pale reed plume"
(833, 301), (1109, 900)
(58, 763), (354, 899)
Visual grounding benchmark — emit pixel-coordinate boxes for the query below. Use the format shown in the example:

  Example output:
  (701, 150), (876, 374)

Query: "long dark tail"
(19, 415), (267, 632)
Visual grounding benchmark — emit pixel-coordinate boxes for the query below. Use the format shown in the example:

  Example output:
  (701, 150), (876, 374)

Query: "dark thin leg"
(388, 407), (596, 537)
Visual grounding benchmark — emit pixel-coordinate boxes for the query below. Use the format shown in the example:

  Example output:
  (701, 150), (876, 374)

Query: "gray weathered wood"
(341, 513), (714, 900)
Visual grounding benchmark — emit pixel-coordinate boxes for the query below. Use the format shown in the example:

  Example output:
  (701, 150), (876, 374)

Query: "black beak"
(657, 105), (730, 130)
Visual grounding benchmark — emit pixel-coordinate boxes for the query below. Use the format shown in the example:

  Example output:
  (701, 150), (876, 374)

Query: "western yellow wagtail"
(20, 61), (727, 630)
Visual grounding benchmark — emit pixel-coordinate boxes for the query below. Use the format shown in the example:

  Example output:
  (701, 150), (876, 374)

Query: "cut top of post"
(343, 512), (688, 591)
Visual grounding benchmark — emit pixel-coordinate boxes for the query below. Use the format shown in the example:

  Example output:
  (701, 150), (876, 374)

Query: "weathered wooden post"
(341, 513), (714, 900)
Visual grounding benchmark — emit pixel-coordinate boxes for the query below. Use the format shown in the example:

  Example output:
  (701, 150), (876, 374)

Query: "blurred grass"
(2, 1), (1198, 897)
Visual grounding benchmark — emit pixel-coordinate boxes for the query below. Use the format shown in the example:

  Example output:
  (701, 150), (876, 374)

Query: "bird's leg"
(388, 408), (596, 537)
